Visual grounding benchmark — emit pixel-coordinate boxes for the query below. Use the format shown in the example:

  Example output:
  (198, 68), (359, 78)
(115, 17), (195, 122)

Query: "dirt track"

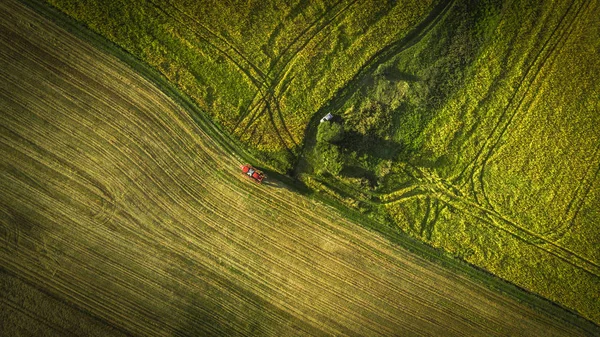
(0, 0), (596, 335)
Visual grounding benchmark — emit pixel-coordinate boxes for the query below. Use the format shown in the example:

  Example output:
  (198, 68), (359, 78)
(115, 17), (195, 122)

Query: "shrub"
(314, 142), (343, 176)
(316, 121), (344, 144)
(348, 100), (392, 139)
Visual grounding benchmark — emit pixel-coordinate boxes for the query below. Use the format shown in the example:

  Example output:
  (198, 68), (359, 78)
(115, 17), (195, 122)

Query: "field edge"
(18, 0), (600, 333)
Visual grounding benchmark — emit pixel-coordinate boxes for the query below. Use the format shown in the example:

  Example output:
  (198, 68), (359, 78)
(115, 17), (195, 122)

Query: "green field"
(2, 0), (600, 333)
(298, 0), (600, 324)
(41, 0), (600, 324)
(45, 0), (437, 171)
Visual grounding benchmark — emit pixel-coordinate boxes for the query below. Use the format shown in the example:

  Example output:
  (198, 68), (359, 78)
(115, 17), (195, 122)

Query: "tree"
(314, 142), (343, 175)
(316, 121), (344, 144)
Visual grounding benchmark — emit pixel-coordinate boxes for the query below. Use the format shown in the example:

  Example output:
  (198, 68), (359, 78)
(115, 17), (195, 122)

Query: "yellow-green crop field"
(415, 0), (600, 323)
(299, 0), (600, 325)
(45, 0), (438, 171)
(2, 0), (599, 335)
(2, 0), (600, 334)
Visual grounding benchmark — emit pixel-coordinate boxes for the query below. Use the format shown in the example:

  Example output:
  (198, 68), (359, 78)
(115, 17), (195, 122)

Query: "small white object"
(320, 113), (334, 123)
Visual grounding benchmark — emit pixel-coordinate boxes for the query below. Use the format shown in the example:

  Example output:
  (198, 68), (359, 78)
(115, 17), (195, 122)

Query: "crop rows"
(2, 0), (597, 335)
(292, 0), (600, 325)
(45, 0), (437, 171)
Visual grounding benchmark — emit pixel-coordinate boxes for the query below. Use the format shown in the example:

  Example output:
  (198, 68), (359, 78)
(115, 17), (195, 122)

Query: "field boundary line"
(15, 0), (600, 333)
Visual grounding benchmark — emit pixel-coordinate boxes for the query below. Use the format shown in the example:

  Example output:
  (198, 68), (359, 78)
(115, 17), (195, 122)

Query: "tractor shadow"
(260, 168), (311, 195)
(261, 179), (283, 188)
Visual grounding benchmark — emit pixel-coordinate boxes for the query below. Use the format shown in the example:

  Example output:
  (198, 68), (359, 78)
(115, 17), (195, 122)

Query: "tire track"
(472, 0), (588, 210)
(379, 0), (599, 271)
(155, 0), (357, 154)
(453, 0), (574, 185)
(543, 142), (600, 241)
(147, 0), (267, 87)
(411, 166), (600, 278)
(3, 0), (598, 334)
(379, 159), (600, 276)
(232, 0), (359, 153)
(160, 0), (267, 79)
(457, 0), (587, 208)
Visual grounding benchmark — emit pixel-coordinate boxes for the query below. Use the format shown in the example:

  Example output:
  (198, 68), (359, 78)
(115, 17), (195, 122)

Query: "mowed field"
(44, 0), (438, 171)
(294, 0), (600, 324)
(1, 1), (597, 336)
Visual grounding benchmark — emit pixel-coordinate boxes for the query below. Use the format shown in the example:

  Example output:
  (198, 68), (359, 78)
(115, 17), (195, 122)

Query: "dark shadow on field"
(259, 167), (312, 194)
(0, 269), (132, 337)
(329, 131), (411, 188)
(261, 178), (283, 189)
(379, 67), (421, 82)
(339, 130), (408, 161)
(340, 166), (378, 188)
(170, 258), (324, 337)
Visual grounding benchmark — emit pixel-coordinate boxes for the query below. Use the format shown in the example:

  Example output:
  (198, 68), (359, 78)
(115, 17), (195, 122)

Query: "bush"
(316, 121), (344, 144)
(347, 100), (392, 139)
(314, 142), (343, 176)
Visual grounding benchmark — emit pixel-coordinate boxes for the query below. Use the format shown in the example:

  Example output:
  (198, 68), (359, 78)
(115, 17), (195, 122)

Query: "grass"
(298, 0), (600, 325)
(418, 0), (600, 322)
(3, 0), (600, 335)
(37, 0), (600, 327)
(44, 0), (437, 172)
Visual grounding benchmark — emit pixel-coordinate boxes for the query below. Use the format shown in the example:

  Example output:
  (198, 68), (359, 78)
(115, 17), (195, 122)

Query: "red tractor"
(241, 164), (265, 183)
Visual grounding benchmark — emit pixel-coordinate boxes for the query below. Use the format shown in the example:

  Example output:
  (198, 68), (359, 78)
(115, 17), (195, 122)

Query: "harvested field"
(297, 0), (600, 324)
(44, 0), (437, 171)
(0, 0), (598, 336)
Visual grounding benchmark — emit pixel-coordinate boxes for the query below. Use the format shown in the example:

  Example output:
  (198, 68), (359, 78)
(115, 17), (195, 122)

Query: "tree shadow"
(338, 130), (408, 162)
(331, 130), (412, 188)
(340, 165), (378, 188)
(379, 67), (421, 82)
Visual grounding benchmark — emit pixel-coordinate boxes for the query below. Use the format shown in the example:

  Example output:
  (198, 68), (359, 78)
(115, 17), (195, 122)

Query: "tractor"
(241, 164), (265, 183)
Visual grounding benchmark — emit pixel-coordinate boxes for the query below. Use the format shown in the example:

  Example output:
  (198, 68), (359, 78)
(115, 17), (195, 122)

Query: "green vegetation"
(12, 0), (600, 329)
(305, 0), (491, 187)
(6, 1), (599, 335)
(300, 0), (600, 324)
(313, 121), (345, 175)
(45, 0), (436, 172)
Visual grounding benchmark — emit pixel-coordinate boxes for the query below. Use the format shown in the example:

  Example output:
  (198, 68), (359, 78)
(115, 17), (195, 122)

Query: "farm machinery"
(241, 164), (265, 183)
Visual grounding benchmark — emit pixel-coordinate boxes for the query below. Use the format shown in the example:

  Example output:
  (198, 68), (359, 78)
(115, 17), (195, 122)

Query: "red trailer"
(241, 164), (265, 183)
